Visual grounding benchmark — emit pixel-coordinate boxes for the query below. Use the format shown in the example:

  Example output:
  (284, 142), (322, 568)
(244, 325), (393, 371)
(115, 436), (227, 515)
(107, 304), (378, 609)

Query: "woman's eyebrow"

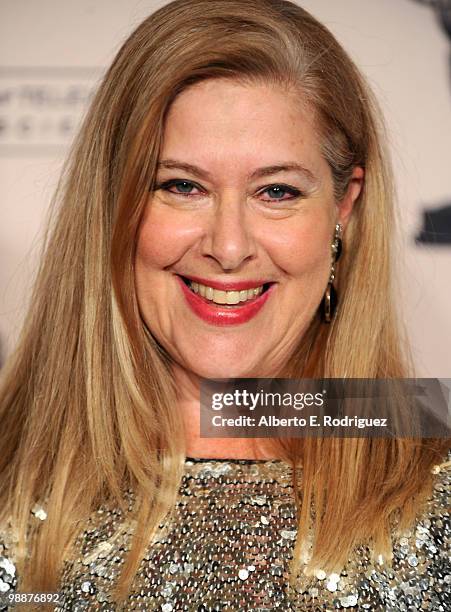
(157, 159), (318, 183)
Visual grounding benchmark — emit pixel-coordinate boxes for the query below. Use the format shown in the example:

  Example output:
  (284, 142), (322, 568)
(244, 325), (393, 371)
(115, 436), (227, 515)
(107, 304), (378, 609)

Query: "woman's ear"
(337, 166), (364, 229)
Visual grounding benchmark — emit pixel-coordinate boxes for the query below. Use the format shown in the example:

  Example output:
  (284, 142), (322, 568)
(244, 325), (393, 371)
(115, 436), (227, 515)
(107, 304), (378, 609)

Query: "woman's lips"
(176, 275), (275, 326)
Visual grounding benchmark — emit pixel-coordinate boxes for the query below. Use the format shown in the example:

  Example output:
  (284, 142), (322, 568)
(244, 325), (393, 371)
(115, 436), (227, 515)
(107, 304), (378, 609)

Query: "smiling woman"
(135, 79), (360, 383)
(0, 0), (450, 610)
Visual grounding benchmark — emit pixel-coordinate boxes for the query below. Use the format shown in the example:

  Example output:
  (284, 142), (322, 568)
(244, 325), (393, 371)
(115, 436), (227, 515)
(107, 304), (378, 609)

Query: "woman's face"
(135, 78), (361, 378)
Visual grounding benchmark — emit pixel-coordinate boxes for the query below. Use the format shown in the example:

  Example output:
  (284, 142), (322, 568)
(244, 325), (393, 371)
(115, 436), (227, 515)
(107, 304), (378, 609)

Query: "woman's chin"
(185, 357), (260, 380)
(193, 365), (253, 380)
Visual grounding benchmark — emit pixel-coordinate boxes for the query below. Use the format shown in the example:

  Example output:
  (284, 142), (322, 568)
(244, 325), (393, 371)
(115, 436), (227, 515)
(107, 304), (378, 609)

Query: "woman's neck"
(172, 364), (279, 460)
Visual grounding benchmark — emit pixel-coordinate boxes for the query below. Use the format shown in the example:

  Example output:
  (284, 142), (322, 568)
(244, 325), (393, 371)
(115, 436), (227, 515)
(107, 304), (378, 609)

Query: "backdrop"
(1, 0), (450, 375)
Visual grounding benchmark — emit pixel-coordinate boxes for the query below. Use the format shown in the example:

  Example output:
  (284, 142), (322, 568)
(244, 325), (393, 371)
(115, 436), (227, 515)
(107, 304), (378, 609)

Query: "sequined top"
(1, 457), (450, 611)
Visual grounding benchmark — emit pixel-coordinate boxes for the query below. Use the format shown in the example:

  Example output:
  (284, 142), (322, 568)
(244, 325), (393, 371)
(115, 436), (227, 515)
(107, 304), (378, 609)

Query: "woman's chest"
(56, 461), (449, 611)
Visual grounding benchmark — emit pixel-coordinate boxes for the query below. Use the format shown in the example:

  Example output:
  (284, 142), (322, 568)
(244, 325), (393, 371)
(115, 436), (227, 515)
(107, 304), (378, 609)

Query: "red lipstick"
(176, 275), (275, 326)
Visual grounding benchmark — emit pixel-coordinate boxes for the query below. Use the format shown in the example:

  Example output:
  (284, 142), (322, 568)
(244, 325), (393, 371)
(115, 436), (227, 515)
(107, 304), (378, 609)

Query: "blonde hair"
(0, 0), (449, 605)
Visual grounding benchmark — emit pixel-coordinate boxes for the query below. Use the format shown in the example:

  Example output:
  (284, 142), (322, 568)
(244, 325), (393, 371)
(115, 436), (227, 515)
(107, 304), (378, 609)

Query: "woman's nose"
(201, 192), (257, 271)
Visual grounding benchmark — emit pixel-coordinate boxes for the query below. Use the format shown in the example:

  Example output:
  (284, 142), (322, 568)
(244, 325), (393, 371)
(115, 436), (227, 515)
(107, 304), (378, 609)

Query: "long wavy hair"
(1, 0), (449, 605)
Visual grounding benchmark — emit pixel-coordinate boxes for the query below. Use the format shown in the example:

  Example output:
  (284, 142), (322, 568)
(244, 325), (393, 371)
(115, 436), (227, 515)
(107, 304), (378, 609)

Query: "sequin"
(281, 530), (297, 540)
(0, 557), (15, 577)
(0, 580), (10, 594)
(325, 578), (338, 592)
(0, 456), (449, 611)
(31, 504), (47, 521)
(80, 581), (95, 595)
(341, 594), (358, 607)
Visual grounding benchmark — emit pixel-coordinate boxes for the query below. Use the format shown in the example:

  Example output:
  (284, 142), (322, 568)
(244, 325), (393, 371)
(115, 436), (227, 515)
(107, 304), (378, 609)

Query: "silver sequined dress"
(1, 457), (450, 611)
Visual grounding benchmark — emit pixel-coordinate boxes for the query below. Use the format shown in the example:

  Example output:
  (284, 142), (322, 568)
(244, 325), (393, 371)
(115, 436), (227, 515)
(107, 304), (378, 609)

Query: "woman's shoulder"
(1, 490), (133, 545)
(415, 455), (450, 539)
(428, 454), (450, 505)
(0, 518), (19, 610)
(399, 455), (449, 541)
(395, 455), (449, 552)
(0, 492), (135, 610)
(377, 456), (450, 608)
(0, 503), (48, 610)
(419, 454), (450, 515)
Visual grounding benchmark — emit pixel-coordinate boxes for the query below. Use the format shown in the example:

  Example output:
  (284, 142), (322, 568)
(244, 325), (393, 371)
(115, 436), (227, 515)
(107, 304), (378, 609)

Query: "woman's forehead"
(158, 78), (326, 184)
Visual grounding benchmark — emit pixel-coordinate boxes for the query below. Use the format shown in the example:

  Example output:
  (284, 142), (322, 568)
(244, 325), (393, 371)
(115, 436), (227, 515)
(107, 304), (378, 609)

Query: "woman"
(0, 0), (449, 610)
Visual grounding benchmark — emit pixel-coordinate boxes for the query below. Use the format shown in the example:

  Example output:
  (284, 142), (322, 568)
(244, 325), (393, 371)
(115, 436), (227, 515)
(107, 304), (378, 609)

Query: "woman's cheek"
(266, 217), (332, 277)
(136, 204), (200, 269)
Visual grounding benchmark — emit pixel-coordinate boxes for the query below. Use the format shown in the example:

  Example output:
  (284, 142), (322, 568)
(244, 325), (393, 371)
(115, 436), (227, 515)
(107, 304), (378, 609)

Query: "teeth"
(226, 291), (240, 305)
(214, 290), (228, 304)
(188, 280), (264, 305)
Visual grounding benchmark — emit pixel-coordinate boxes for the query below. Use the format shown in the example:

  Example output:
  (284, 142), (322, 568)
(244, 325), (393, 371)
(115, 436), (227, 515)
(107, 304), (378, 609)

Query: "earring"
(320, 223), (342, 323)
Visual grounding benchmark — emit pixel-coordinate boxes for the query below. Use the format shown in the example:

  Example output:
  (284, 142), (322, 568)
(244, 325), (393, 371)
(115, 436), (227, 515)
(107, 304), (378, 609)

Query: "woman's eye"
(157, 180), (202, 196)
(259, 184), (301, 202)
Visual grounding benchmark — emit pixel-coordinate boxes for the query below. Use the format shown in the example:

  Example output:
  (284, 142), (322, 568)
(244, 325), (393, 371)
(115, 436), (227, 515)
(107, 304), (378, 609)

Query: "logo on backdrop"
(416, 205), (451, 244)
(413, 0), (451, 245)
(0, 66), (99, 154)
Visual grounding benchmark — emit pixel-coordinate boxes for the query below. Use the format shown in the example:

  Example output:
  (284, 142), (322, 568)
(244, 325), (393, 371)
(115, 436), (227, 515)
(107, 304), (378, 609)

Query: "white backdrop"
(1, 0), (450, 375)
